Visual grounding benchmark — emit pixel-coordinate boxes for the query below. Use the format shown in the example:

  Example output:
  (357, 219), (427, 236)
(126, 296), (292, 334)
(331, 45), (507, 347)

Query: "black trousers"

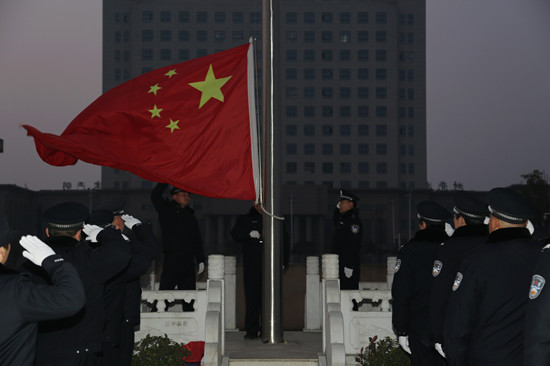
(409, 336), (447, 366)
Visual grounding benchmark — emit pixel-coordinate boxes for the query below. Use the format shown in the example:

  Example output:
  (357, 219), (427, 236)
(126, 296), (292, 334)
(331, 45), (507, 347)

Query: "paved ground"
(224, 331), (323, 360)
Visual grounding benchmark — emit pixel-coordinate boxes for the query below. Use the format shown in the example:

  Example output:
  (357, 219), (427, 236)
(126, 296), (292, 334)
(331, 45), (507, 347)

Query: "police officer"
(331, 189), (363, 290)
(0, 214), (85, 366)
(392, 200), (451, 366)
(151, 183), (206, 311)
(32, 202), (131, 366)
(231, 202), (290, 339)
(429, 191), (489, 357)
(444, 187), (542, 366)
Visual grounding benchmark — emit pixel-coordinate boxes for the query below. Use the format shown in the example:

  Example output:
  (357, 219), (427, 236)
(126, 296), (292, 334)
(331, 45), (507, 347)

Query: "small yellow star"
(166, 119), (180, 133)
(189, 64), (232, 109)
(148, 83), (162, 96)
(165, 69), (177, 78)
(148, 105), (163, 118)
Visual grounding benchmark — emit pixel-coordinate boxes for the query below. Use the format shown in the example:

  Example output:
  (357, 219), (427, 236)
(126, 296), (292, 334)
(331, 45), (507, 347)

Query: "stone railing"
(137, 254), (230, 366)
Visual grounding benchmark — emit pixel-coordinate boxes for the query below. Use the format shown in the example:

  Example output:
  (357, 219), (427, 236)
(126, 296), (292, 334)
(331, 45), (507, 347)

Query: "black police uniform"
(151, 183), (206, 292)
(444, 188), (542, 366)
(429, 192), (489, 347)
(331, 190), (363, 290)
(230, 206), (290, 338)
(524, 243), (550, 365)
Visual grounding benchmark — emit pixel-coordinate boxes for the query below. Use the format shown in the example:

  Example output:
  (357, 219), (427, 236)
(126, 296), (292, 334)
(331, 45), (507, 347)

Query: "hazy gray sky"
(1, 0), (549, 191)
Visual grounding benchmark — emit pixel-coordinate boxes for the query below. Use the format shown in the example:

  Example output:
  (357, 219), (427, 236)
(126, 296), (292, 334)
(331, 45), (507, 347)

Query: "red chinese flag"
(23, 43), (259, 200)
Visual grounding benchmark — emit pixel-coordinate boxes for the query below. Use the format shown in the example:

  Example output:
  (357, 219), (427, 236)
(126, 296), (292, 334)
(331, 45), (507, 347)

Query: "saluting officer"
(331, 189), (363, 290)
(392, 200), (451, 366)
(444, 187), (542, 366)
(429, 191), (489, 357)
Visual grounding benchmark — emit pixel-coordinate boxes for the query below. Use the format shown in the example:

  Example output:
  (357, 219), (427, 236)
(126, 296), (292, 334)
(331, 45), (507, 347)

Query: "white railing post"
(387, 256), (396, 289)
(224, 256), (238, 332)
(304, 256), (322, 331)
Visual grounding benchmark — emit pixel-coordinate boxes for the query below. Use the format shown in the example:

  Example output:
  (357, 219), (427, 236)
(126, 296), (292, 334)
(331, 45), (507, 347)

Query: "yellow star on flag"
(165, 69), (177, 78)
(166, 119), (180, 133)
(189, 64), (232, 109)
(148, 105), (163, 118)
(148, 83), (162, 96)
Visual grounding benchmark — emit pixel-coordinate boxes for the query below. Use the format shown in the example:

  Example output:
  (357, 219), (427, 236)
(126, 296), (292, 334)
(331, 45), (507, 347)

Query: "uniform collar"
(413, 227), (448, 243)
(487, 227), (531, 243)
(452, 225), (488, 238)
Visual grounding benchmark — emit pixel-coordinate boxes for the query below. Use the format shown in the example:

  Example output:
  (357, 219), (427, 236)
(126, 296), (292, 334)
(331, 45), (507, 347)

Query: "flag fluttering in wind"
(24, 43), (259, 200)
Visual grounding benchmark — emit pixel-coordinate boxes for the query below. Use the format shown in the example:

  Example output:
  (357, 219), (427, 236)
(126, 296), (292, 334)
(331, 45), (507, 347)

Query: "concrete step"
(228, 359), (318, 366)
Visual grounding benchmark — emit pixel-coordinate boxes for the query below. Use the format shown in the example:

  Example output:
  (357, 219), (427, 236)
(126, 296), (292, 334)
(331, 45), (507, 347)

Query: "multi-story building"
(102, 0), (426, 191)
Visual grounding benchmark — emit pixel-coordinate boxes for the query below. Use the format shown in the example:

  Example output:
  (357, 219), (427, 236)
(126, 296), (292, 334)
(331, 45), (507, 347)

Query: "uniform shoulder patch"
(432, 260), (443, 277)
(452, 272), (463, 291)
(394, 259), (401, 273)
(351, 224), (360, 234)
(530, 274), (546, 300)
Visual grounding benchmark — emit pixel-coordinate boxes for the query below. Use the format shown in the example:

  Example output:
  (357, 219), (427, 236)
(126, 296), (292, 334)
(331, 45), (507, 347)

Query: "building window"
(322, 69), (333, 80)
(339, 87), (351, 99)
(232, 12), (243, 23)
(232, 31), (244, 40)
(358, 31), (369, 42)
(322, 12), (333, 23)
(304, 12), (315, 23)
(376, 68), (387, 80)
(340, 31), (351, 43)
(340, 106), (351, 117)
(358, 68), (369, 80)
(115, 31), (121, 43)
(287, 50), (298, 62)
(179, 31), (190, 41)
(322, 31), (333, 42)
(286, 68), (297, 80)
(197, 31), (208, 42)
(304, 106), (315, 117)
(160, 49), (171, 60)
(304, 49), (315, 61)
(286, 125), (297, 136)
(304, 31), (315, 42)
(408, 126), (414, 136)
(214, 31), (225, 42)
(399, 88), (406, 100)
(376, 163), (387, 174)
(250, 12), (261, 23)
(399, 144), (406, 156)
(340, 12), (351, 23)
(408, 145), (415, 156)
(197, 49), (208, 57)
(408, 163), (415, 175)
(286, 106), (297, 117)
(286, 162), (297, 174)
(286, 12), (297, 23)
(375, 12), (387, 24)
(408, 14), (414, 25)
(340, 68), (351, 80)
(340, 163), (351, 174)
(142, 30), (153, 42)
(142, 49), (153, 60)
(340, 50), (351, 61)
(358, 162), (369, 174)
(358, 144), (369, 155)
(286, 31), (297, 41)
(376, 87), (387, 99)
(322, 106), (333, 117)
(358, 106), (369, 117)
(322, 163), (333, 174)
(304, 143), (315, 154)
(376, 106), (387, 117)
(304, 87), (315, 98)
(376, 144), (387, 155)
(358, 124), (369, 136)
(358, 87), (369, 98)
(115, 12), (122, 23)
(358, 12), (368, 24)
(375, 49), (387, 62)
(179, 11), (189, 23)
(322, 125), (333, 136)
(143, 11), (153, 23)
(322, 87), (333, 98)
(286, 87), (297, 98)
(304, 68), (315, 80)
(358, 49), (369, 61)
(408, 70), (414, 81)
(304, 162), (315, 174)
(215, 12), (226, 23)
(340, 143), (351, 155)
(304, 125), (315, 136)
(286, 144), (297, 155)
(160, 30), (171, 42)
(340, 124), (351, 136)
(322, 143), (333, 154)
(376, 125), (387, 136)
(178, 49), (189, 60)
(408, 107), (414, 118)
(408, 32), (414, 44)
(375, 31), (387, 43)
(197, 11), (208, 23)
(114, 50), (121, 61)
(160, 11), (171, 23)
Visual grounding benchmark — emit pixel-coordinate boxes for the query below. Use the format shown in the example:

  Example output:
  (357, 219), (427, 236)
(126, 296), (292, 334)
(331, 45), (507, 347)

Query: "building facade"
(101, 0), (426, 191)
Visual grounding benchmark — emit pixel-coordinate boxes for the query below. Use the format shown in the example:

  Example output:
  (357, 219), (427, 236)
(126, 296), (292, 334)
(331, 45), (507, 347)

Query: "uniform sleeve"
(124, 222), (160, 280)
(190, 215), (206, 263)
(524, 251), (550, 366)
(17, 255), (85, 322)
(86, 226), (132, 282)
(391, 250), (414, 336)
(231, 215), (250, 244)
(151, 183), (170, 213)
(338, 219), (362, 269)
(429, 244), (452, 343)
(443, 258), (480, 366)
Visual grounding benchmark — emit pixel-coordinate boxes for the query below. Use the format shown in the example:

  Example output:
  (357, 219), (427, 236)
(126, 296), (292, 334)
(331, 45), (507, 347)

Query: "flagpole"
(261, 0), (284, 344)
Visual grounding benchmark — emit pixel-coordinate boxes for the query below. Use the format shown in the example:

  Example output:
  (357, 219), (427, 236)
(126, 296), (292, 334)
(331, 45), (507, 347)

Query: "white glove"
(83, 224), (103, 243)
(20, 235), (56, 266)
(344, 267), (353, 278)
(122, 214), (141, 229)
(398, 336), (411, 354)
(198, 262), (205, 275)
(435, 343), (446, 358)
(249, 230), (261, 239)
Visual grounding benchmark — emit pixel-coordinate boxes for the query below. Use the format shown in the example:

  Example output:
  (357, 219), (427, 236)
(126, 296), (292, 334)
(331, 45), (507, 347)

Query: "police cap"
(0, 213), (20, 249)
(44, 202), (89, 230)
(417, 201), (451, 223)
(98, 198), (126, 216)
(88, 209), (114, 227)
(339, 189), (360, 203)
(453, 191), (489, 220)
(170, 187), (187, 196)
(487, 187), (536, 224)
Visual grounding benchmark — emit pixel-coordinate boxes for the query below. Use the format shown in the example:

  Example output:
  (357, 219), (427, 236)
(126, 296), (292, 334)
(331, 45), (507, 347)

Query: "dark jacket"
(151, 183), (205, 263)
(331, 207), (363, 288)
(429, 224), (488, 344)
(33, 227), (130, 363)
(444, 228), (542, 366)
(392, 227), (448, 339)
(0, 255), (85, 366)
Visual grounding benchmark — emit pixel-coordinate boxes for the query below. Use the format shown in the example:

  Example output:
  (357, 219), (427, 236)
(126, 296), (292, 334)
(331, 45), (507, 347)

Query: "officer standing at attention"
(444, 187), (542, 366)
(331, 189), (363, 290)
(0, 214), (85, 366)
(32, 202), (131, 366)
(151, 183), (206, 311)
(429, 191), (489, 357)
(392, 200), (451, 366)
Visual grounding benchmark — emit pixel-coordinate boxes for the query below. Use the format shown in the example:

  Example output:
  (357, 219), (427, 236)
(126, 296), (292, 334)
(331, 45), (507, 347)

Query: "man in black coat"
(32, 202), (131, 366)
(331, 189), (363, 290)
(429, 191), (489, 357)
(392, 200), (451, 366)
(0, 214), (85, 366)
(231, 202), (290, 339)
(444, 188), (542, 366)
(151, 183), (206, 311)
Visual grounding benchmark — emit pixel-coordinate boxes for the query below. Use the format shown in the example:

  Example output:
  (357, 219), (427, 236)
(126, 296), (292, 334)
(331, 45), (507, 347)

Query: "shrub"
(355, 335), (411, 366)
(132, 334), (190, 366)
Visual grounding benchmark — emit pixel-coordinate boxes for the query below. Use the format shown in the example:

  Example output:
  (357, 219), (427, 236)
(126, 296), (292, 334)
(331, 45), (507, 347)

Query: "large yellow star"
(166, 119), (180, 133)
(148, 83), (162, 96)
(165, 69), (177, 78)
(148, 105), (163, 118)
(189, 65), (232, 109)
